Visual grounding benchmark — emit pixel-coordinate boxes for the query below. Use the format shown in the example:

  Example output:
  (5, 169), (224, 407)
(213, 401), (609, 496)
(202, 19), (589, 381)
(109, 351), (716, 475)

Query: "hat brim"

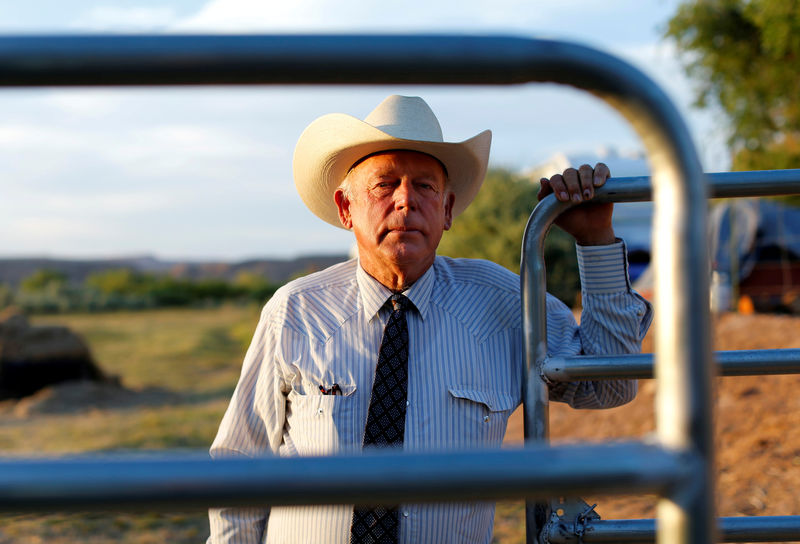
(293, 112), (492, 229)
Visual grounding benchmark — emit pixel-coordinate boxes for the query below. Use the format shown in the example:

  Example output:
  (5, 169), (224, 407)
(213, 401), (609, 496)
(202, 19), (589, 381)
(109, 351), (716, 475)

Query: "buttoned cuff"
(576, 239), (631, 294)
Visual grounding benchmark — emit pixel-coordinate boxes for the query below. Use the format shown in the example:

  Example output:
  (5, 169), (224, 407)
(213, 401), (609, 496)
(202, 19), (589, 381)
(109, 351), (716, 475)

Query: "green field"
(0, 306), (524, 543)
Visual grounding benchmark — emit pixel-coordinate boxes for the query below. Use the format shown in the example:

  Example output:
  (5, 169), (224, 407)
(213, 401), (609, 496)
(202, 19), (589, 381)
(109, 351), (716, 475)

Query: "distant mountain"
(0, 254), (348, 287)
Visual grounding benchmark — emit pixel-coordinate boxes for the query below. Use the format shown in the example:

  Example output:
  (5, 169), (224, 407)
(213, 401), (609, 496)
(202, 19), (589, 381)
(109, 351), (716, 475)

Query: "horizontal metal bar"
(0, 443), (690, 511)
(548, 515), (800, 542)
(0, 34), (663, 87)
(589, 169), (800, 203)
(543, 349), (800, 381)
(721, 515), (800, 542)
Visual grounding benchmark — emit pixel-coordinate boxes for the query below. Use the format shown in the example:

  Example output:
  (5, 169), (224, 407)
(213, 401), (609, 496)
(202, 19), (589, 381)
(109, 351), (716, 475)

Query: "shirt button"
(406, 400), (410, 407)
(483, 415), (490, 423)
(403, 511), (409, 518)
(317, 408), (324, 415)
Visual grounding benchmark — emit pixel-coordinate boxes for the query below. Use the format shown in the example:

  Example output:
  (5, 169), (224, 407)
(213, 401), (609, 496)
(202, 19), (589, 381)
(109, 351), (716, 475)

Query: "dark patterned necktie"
(350, 293), (410, 544)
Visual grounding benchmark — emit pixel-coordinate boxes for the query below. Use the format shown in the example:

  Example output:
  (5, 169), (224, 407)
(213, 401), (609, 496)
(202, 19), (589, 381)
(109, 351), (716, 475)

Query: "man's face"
(335, 150), (454, 274)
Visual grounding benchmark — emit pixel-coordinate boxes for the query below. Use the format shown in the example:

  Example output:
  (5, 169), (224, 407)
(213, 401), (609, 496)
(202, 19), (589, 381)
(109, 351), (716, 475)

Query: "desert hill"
(0, 254), (348, 287)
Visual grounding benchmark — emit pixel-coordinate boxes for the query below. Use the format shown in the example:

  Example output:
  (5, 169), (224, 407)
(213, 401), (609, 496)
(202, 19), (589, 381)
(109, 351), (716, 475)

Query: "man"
(208, 95), (652, 543)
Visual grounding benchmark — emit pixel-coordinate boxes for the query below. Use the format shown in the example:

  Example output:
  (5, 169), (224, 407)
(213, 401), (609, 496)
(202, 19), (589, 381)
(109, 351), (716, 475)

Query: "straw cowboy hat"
(293, 95), (492, 229)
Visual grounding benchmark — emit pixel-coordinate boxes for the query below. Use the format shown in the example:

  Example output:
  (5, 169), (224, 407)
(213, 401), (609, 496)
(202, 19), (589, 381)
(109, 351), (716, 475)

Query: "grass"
(0, 305), (527, 543)
(0, 305), (260, 543)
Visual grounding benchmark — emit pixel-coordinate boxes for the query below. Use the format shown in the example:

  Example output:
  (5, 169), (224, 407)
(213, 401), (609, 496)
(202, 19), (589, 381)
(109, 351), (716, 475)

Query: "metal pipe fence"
(0, 443), (690, 511)
(547, 516), (800, 543)
(0, 33), (723, 544)
(544, 348), (800, 380)
(524, 170), (800, 543)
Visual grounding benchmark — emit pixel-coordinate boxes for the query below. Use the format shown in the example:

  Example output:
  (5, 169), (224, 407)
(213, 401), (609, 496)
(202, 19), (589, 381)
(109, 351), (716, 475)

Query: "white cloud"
(4, 216), (99, 242)
(37, 192), (174, 215)
(172, 0), (618, 34)
(72, 6), (179, 31)
(0, 124), (87, 150)
(41, 91), (123, 118)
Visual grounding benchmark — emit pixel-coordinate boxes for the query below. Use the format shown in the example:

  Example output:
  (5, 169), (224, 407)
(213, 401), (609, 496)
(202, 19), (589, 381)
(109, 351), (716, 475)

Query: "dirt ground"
(503, 311), (800, 521)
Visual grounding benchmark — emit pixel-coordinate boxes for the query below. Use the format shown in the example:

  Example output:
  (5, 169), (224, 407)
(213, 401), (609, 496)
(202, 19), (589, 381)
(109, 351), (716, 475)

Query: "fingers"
(593, 162), (610, 188)
(578, 164), (594, 200)
(537, 178), (552, 201)
(544, 163), (611, 202)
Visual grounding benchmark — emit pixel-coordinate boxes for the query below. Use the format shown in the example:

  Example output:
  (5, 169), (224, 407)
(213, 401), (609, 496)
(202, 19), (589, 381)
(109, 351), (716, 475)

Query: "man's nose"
(394, 180), (417, 210)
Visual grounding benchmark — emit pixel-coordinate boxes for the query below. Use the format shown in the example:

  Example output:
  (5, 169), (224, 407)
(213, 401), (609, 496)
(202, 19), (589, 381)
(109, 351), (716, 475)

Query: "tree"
(20, 269), (68, 293)
(666, 0), (800, 198)
(438, 168), (581, 305)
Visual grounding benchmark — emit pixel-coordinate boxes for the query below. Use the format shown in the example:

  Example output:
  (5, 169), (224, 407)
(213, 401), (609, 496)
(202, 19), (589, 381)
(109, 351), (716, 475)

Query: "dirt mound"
(0, 309), (106, 399)
(505, 311), (800, 520)
(0, 381), (179, 418)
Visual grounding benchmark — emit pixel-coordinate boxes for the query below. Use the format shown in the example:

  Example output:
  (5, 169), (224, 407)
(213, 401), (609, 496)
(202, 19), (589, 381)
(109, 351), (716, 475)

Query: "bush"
(10, 268), (281, 314)
(438, 168), (581, 306)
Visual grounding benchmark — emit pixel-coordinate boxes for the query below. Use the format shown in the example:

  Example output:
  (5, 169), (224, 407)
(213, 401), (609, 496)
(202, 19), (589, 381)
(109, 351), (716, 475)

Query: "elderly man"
(208, 95), (652, 544)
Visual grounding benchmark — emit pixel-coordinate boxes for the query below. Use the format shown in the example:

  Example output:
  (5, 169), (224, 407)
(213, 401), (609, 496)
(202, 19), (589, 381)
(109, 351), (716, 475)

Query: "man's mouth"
(386, 226), (421, 234)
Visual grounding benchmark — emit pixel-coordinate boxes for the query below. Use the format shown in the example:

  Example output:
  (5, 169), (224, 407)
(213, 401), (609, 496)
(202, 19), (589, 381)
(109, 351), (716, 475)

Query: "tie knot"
(390, 294), (410, 312)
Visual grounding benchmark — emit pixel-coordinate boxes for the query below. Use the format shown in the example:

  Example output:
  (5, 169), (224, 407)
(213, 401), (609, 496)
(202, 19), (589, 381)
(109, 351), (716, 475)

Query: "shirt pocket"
(286, 382), (359, 455)
(447, 387), (516, 447)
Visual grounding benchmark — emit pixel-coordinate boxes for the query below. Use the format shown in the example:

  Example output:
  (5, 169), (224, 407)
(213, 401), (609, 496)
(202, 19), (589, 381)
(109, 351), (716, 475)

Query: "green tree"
(20, 269), (68, 293)
(86, 268), (151, 296)
(438, 168), (581, 305)
(666, 0), (800, 202)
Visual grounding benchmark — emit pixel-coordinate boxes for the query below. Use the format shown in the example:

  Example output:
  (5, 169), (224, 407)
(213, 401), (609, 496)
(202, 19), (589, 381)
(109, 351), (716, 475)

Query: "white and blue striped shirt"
(208, 241), (652, 544)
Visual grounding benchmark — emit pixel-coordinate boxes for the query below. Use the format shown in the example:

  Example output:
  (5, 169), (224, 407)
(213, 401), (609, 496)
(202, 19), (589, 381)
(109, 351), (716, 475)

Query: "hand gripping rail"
(1, 35), (712, 544)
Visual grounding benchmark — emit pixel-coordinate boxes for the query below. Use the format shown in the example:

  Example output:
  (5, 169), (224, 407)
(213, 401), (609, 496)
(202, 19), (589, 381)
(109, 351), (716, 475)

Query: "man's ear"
(334, 189), (353, 230)
(442, 192), (455, 231)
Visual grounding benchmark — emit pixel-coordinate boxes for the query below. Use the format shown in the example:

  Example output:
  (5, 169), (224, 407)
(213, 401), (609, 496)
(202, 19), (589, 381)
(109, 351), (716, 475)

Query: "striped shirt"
(208, 241), (652, 544)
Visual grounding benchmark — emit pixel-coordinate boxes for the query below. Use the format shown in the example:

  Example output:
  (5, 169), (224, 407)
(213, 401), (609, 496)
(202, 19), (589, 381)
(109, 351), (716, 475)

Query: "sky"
(0, 0), (730, 261)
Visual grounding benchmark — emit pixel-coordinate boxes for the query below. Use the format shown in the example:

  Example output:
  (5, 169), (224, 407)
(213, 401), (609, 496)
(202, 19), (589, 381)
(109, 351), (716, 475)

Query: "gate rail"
(1, 33), (719, 544)
(526, 171), (800, 543)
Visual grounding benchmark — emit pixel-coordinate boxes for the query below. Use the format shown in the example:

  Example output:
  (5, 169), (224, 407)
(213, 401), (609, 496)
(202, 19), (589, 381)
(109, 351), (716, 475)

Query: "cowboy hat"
(293, 95), (492, 229)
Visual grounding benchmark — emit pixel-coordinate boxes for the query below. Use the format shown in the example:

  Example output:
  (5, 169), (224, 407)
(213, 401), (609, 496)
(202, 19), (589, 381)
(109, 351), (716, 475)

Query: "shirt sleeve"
(545, 239), (653, 409)
(207, 301), (289, 544)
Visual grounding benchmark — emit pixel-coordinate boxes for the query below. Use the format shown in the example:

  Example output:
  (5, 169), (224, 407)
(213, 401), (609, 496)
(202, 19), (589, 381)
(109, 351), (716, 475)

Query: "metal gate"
(524, 169), (800, 543)
(0, 33), (794, 544)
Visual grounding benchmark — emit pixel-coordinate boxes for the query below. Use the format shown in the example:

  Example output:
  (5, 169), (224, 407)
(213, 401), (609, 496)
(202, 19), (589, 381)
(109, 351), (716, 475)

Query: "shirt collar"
(356, 259), (435, 322)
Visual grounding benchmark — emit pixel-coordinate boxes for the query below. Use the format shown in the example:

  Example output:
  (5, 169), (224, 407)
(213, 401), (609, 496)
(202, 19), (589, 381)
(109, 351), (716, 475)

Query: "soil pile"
(0, 308), (106, 399)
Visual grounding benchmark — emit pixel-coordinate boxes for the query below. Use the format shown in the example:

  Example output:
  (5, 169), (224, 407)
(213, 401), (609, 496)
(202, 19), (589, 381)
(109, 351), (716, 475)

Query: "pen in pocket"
(319, 383), (341, 395)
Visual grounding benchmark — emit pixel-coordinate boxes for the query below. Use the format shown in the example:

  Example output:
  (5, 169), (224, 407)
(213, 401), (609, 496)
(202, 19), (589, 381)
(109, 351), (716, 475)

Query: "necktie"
(350, 293), (410, 544)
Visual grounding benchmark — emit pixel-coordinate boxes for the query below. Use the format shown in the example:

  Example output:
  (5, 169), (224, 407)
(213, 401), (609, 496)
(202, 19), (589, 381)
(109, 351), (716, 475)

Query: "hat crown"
(363, 95), (444, 143)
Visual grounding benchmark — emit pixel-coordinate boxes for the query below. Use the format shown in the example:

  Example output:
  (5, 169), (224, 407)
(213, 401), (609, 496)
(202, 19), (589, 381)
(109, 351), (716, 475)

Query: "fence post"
(520, 45), (715, 544)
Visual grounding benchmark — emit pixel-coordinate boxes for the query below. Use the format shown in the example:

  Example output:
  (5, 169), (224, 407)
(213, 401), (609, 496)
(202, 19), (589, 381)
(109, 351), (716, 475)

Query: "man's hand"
(538, 162), (616, 246)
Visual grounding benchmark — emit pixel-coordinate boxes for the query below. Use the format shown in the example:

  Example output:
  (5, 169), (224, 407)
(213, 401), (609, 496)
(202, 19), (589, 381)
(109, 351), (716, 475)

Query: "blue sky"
(0, 0), (729, 260)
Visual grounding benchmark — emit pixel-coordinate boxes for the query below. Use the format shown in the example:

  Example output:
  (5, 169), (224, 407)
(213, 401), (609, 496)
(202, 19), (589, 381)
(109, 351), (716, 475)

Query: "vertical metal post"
(521, 210), (556, 541)
(650, 142), (715, 544)
(520, 44), (715, 543)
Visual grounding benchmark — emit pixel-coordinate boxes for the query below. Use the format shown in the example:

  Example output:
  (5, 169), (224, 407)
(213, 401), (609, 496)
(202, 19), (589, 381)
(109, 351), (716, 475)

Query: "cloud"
(41, 91), (123, 118)
(172, 0), (622, 34)
(71, 5), (179, 31)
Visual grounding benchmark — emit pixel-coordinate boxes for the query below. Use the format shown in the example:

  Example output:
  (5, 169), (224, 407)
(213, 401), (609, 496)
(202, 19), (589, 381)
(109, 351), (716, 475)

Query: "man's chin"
(381, 244), (433, 266)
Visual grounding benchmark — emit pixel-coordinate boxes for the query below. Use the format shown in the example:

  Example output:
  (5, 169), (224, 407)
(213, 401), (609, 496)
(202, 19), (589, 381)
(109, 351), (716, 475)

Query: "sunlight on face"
(335, 150), (454, 280)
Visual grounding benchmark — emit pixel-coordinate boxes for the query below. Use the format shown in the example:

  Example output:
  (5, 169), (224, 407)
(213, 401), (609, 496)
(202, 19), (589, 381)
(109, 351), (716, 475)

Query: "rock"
(0, 309), (107, 400)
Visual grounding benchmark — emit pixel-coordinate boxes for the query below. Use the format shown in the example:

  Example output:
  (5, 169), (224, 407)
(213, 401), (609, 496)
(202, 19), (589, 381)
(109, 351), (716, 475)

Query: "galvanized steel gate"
(526, 170), (800, 543)
(0, 34), (798, 544)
